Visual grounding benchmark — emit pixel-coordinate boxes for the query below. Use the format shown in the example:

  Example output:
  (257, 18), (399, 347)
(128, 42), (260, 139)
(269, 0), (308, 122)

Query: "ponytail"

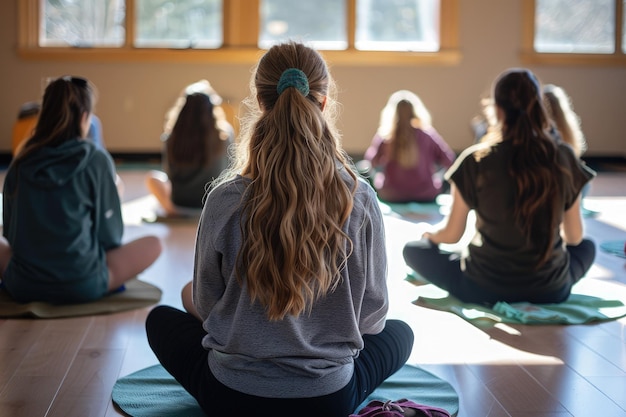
(14, 76), (95, 166)
(495, 69), (566, 268)
(231, 42), (357, 320)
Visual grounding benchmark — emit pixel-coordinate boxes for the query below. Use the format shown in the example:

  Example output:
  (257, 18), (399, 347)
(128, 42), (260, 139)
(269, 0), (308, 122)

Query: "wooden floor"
(0, 166), (625, 417)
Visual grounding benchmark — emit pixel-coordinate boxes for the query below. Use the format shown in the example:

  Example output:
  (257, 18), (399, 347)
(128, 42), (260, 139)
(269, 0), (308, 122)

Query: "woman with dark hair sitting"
(403, 68), (596, 306)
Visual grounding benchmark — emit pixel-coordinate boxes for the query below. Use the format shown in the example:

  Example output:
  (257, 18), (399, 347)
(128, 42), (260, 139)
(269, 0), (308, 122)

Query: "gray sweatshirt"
(193, 170), (388, 398)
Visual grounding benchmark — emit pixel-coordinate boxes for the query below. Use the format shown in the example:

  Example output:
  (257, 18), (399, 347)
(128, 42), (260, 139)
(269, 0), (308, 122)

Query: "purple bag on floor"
(350, 398), (451, 417)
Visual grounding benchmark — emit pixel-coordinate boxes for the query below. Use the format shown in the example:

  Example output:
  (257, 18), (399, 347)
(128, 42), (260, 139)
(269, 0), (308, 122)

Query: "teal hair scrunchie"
(277, 68), (309, 97)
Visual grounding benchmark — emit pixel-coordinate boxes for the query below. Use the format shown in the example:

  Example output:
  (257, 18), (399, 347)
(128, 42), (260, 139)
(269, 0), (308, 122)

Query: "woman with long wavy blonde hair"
(145, 42), (414, 417)
(403, 68), (596, 306)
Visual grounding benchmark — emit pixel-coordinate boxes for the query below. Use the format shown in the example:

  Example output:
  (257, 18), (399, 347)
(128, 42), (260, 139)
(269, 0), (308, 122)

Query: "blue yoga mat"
(599, 240), (626, 259)
(112, 364), (459, 417)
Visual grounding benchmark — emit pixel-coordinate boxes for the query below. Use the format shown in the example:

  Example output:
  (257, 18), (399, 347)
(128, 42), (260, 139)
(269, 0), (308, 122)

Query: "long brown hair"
(225, 41), (357, 320)
(14, 76), (95, 165)
(165, 92), (228, 167)
(494, 68), (569, 267)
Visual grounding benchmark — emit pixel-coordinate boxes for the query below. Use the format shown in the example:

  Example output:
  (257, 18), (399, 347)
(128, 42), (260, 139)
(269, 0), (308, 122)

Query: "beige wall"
(2, 1), (625, 157)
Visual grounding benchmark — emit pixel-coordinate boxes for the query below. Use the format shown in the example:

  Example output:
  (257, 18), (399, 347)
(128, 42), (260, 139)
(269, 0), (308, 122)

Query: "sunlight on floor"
(584, 197), (626, 232)
(115, 171), (626, 373)
(121, 194), (159, 226)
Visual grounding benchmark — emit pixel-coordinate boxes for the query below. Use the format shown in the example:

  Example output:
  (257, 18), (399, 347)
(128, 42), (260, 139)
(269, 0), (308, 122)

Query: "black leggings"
(145, 306), (414, 417)
(402, 238), (596, 305)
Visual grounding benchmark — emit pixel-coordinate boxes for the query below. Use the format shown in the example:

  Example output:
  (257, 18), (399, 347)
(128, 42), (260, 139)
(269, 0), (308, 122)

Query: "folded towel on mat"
(599, 240), (626, 259)
(411, 280), (626, 325)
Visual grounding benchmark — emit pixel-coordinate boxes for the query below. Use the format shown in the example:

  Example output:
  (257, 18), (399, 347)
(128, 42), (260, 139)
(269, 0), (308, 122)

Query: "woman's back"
(146, 42), (413, 417)
(154, 85), (234, 210)
(2, 76), (161, 304)
(3, 138), (122, 303)
(402, 68), (596, 306)
(366, 126), (454, 202)
(196, 171), (387, 396)
(166, 124), (233, 208)
(364, 90), (455, 203)
(448, 140), (588, 296)
(448, 68), (595, 296)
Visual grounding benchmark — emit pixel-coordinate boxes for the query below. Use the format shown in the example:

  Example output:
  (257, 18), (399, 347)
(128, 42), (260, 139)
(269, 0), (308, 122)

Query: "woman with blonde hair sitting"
(363, 90), (455, 203)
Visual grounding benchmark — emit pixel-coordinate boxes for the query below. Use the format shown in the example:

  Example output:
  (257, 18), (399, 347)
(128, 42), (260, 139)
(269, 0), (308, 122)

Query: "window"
(135, 0), (223, 48)
(623, 0), (626, 52)
(19, 0), (459, 65)
(258, 0), (441, 52)
(355, 0), (440, 52)
(259, 0), (347, 50)
(522, 0), (626, 65)
(40, 1), (125, 47)
(39, 0), (222, 49)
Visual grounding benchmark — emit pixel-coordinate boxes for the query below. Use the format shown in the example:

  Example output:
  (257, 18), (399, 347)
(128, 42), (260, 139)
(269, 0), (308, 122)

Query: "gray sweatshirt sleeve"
(356, 183), (389, 335)
(192, 183), (235, 321)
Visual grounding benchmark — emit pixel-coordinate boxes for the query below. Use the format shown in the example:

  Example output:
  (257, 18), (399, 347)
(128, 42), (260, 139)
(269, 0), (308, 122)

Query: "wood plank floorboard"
(0, 166), (625, 417)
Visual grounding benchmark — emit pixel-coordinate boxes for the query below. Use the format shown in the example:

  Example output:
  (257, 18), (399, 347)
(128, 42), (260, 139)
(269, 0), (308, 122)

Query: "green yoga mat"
(112, 364), (459, 417)
(410, 281), (626, 326)
(0, 278), (162, 319)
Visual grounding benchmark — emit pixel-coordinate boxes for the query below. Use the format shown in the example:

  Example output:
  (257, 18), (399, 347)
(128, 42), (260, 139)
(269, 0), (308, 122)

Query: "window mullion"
(347, 0), (356, 50)
(18, 0), (39, 48)
(224, 0), (259, 48)
(521, 0), (536, 54)
(126, 0), (136, 49)
(616, 0), (624, 54)
(439, 0), (459, 51)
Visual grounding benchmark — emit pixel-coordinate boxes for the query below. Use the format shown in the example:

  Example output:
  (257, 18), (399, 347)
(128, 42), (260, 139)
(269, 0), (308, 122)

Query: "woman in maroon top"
(363, 90), (455, 203)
